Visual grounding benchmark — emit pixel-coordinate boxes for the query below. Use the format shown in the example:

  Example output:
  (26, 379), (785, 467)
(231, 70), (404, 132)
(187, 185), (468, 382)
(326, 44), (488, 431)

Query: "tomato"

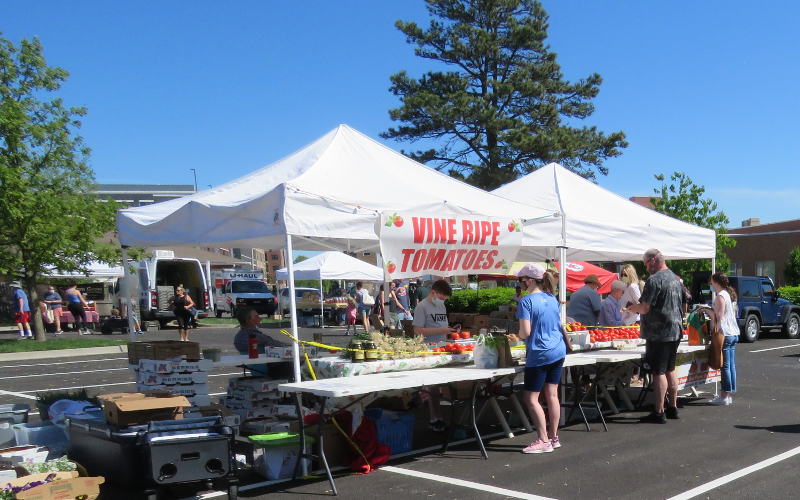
(460, 331), (471, 339)
(328, 349), (338, 354)
(448, 332), (460, 340)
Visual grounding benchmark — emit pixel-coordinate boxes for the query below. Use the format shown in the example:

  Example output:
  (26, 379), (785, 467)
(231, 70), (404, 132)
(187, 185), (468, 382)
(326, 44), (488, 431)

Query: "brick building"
(726, 218), (800, 286)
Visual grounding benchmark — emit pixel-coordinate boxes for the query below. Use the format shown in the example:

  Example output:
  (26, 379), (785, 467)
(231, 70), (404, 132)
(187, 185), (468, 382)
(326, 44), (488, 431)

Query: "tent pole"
(121, 248), (137, 343)
(711, 257), (716, 273)
(319, 277), (324, 329)
(377, 252), (390, 328)
(558, 247), (567, 324)
(285, 234), (302, 383)
(205, 260), (214, 316)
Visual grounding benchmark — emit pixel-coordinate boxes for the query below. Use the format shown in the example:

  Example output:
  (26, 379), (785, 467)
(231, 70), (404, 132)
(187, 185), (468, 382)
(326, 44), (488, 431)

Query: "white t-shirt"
(717, 290), (739, 337)
(620, 282), (641, 325)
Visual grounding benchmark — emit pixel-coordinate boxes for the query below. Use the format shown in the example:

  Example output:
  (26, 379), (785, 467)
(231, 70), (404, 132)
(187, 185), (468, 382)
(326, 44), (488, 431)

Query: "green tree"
(784, 247), (800, 286)
(651, 172), (736, 286)
(382, 0), (627, 190)
(0, 36), (118, 340)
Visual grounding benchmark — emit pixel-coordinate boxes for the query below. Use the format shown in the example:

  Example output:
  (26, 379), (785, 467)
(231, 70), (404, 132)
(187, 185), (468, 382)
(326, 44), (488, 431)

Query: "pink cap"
(516, 263), (545, 280)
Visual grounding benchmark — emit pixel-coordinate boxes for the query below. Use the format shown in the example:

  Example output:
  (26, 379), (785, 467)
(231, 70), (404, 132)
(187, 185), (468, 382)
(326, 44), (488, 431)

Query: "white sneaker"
(726, 396), (733, 405)
(710, 395), (730, 406)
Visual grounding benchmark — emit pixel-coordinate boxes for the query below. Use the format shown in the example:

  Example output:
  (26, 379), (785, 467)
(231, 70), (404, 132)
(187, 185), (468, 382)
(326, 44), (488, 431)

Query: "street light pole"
(189, 168), (198, 192)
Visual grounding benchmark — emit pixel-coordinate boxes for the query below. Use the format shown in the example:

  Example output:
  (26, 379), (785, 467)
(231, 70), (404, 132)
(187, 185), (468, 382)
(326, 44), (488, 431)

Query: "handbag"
(362, 293), (375, 306)
(708, 321), (724, 370)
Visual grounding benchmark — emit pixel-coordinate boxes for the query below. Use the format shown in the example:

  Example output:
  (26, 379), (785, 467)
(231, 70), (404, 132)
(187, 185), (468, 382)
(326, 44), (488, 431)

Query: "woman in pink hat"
(516, 263), (570, 454)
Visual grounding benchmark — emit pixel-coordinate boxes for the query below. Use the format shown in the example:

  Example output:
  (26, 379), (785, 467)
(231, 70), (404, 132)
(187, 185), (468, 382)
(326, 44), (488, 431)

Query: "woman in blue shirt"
(516, 264), (570, 454)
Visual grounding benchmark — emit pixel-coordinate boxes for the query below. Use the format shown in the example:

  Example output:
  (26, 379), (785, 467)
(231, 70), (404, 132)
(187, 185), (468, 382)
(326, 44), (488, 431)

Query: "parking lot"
(2, 328), (800, 499)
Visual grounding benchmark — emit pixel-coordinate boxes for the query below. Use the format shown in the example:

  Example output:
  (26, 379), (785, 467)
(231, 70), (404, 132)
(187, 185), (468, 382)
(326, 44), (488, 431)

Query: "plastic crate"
(0, 404), (31, 424)
(365, 408), (415, 455)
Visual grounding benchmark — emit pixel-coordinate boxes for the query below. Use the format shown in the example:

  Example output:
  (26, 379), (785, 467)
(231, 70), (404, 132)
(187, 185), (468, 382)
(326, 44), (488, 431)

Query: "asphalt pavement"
(2, 328), (800, 499)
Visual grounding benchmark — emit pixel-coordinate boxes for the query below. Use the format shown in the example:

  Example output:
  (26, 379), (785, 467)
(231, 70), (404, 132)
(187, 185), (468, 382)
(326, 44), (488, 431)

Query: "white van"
(137, 250), (210, 328)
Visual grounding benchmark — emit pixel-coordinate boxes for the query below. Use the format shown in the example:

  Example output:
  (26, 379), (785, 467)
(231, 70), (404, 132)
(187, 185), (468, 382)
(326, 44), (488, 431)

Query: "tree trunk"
(25, 277), (47, 341)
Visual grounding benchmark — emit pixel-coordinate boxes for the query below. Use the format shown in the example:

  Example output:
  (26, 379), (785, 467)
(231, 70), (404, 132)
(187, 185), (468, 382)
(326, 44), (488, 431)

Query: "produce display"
(431, 342), (475, 354)
(342, 332), (432, 360)
(589, 326), (640, 343)
(563, 321), (586, 332)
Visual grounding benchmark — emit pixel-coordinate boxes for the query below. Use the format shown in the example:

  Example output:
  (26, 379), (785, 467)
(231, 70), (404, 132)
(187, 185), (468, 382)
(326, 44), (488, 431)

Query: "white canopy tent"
(275, 251), (383, 282)
(116, 125), (559, 380)
(46, 261), (125, 278)
(492, 162), (717, 321)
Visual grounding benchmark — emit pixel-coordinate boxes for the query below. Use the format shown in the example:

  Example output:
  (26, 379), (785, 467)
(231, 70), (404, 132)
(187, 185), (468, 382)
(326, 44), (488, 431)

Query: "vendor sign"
(674, 351), (721, 390)
(378, 212), (523, 279)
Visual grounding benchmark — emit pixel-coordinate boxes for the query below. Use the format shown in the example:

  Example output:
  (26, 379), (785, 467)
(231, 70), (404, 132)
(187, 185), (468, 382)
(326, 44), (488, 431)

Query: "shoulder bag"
(708, 320), (724, 370)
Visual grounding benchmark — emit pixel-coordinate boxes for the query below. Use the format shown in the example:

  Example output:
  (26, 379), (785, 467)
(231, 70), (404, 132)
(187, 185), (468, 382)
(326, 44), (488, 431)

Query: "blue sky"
(5, 1), (799, 228)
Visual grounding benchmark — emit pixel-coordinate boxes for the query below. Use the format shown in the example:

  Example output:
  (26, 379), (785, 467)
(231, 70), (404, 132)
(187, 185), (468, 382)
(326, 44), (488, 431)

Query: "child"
(345, 296), (357, 336)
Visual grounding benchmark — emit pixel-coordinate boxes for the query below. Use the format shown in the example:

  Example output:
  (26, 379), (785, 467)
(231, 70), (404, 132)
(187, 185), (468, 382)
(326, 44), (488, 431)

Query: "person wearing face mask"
(42, 285), (64, 335)
(413, 279), (457, 431)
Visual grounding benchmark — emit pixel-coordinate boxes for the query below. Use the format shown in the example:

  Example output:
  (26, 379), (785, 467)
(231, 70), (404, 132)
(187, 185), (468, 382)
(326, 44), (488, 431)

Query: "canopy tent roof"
(45, 261), (124, 278)
(117, 125), (558, 251)
(493, 163), (716, 262)
(276, 251), (383, 282)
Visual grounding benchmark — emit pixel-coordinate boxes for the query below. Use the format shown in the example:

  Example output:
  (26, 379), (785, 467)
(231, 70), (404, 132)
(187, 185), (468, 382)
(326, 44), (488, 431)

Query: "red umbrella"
(553, 261), (619, 294)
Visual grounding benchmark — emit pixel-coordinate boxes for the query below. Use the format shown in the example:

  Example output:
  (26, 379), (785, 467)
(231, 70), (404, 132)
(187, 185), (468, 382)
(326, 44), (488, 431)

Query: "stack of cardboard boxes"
(133, 358), (213, 407)
(222, 377), (311, 422)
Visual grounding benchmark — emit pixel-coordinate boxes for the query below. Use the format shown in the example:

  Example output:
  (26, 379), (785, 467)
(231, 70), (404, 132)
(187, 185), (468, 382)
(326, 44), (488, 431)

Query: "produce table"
(58, 309), (100, 326)
(307, 353), (473, 378)
(278, 365), (522, 495)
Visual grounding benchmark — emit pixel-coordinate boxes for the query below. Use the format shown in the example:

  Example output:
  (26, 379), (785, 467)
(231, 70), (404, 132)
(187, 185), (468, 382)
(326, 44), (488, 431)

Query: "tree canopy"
(382, 0), (627, 190)
(784, 247), (800, 286)
(0, 36), (118, 338)
(651, 172), (735, 285)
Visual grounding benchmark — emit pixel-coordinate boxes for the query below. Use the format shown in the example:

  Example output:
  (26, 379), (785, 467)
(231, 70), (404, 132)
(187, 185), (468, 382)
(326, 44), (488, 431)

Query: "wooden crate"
(127, 340), (201, 364)
(473, 315), (490, 329)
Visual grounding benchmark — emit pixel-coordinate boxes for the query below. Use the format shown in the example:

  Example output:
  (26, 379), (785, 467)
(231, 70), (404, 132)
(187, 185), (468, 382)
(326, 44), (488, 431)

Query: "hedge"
(778, 286), (800, 305)
(445, 287), (516, 314)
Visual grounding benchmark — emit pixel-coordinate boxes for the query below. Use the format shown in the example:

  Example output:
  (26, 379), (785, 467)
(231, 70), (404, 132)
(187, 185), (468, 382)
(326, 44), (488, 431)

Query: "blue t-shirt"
(13, 289), (30, 313)
(516, 292), (566, 367)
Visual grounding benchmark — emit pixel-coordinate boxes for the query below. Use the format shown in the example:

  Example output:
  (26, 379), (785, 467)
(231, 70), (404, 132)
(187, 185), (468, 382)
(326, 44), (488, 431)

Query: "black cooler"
(68, 416), (238, 499)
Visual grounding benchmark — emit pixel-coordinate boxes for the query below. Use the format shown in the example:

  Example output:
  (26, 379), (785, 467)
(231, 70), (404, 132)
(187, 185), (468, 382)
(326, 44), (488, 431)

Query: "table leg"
(292, 393), (307, 480)
(509, 393), (533, 433)
(487, 396), (514, 438)
(599, 384), (619, 414)
(615, 379), (635, 411)
(470, 381), (488, 459)
(316, 397), (337, 496)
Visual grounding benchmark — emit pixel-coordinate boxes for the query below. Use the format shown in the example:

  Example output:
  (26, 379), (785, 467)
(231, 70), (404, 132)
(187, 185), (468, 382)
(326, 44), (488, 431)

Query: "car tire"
(783, 312), (800, 339)
(740, 314), (760, 343)
(215, 309), (222, 318)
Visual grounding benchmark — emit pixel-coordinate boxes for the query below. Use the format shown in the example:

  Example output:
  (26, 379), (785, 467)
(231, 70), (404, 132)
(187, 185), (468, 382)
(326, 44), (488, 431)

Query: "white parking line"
(2, 368), (129, 379)
(0, 389), (37, 400)
(0, 357), (128, 369)
(667, 443), (800, 499)
(749, 343), (800, 353)
(381, 466), (557, 500)
(17, 373), (241, 393)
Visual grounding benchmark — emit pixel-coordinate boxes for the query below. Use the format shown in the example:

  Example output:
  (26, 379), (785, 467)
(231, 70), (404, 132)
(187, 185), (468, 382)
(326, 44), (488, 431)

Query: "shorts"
(358, 304), (372, 315)
(14, 311), (30, 324)
(51, 307), (62, 317)
(175, 310), (191, 329)
(524, 358), (565, 392)
(643, 340), (680, 375)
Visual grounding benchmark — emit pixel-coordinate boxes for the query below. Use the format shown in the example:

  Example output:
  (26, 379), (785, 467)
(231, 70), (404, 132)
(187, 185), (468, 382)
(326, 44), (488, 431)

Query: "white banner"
(378, 212), (523, 279)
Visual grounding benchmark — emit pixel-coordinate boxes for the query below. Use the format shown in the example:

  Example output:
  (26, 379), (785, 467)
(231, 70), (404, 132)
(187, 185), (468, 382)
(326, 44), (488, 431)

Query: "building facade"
(726, 218), (800, 287)
(95, 184), (196, 207)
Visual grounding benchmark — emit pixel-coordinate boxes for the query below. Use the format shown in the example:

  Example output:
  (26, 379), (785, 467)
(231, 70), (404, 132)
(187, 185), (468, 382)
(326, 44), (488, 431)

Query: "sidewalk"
(0, 345), (128, 362)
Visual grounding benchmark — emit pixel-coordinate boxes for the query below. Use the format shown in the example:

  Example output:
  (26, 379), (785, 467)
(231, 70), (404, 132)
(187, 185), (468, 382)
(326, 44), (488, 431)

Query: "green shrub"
(445, 287), (516, 314)
(778, 286), (800, 305)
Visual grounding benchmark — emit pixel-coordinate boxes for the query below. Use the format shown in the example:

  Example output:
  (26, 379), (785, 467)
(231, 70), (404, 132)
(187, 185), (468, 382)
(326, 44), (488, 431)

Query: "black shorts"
(643, 340), (680, 375)
(523, 358), (565, 392)
(175, 310), (191, 329)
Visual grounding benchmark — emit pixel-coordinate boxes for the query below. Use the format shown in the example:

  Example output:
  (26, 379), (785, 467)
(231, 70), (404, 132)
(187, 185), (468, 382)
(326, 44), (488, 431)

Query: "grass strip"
(0, 338), (128, 353)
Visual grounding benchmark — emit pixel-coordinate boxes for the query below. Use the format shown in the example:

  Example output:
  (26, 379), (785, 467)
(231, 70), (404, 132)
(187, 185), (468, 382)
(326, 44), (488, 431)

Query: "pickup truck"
(729, 276), (800, 342)
(214, 279), (277, 317)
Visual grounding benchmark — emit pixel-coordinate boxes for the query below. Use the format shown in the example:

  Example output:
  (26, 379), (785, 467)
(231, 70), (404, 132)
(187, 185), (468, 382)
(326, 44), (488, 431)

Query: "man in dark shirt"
(629, 248), (684, 423)
(233, 307), (289, 377)
(566, 274), (602, 326)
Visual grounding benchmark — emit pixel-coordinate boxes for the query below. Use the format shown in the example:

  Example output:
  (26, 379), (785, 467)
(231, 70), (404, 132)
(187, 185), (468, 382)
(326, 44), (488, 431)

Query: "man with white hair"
(628, 248), (684, 424)
(599, 280), (627, 326)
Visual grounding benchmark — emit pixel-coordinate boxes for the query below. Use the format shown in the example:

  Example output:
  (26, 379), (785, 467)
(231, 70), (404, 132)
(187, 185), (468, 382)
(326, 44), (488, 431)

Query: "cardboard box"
(137, 384), (209, 396)
(97, 392), (191, 426)
(138, 358), (213, 374)
(229, 377), (287, 393)
(127, 341), (201, 364)
(137, 371), (209, 386)
(223, 397), (274, 411)
(187, 395), (212, 407)
(228, 407), (275, 420)
(227, 387), (282, 402)
(265, 347), (294, 359)
(241, 418), (290, 434)
(473, 315), (490, 329)
(289, 420), (352, 467)
(186, 404), (241, 427)
(16, 476), (104, 500)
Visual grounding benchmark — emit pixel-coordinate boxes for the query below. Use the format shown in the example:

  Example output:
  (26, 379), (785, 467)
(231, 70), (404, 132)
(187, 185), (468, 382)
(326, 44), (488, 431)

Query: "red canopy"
(554, 261), (618, 294)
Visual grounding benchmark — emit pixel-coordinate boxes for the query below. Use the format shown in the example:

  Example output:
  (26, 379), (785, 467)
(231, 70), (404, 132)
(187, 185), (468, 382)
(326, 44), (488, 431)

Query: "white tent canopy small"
(276, 251), (383, 282)
(493, 163), (716, 262)
(45, 261), (124, 278)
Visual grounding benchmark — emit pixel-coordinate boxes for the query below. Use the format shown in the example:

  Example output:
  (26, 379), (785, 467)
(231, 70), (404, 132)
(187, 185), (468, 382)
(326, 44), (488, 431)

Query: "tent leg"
(558, 247), (567, 324)
(377, 252), (390, 329)
(285, 234), (302, 383)
(320, 277), (324, 329)
(121, 248), (137, 343)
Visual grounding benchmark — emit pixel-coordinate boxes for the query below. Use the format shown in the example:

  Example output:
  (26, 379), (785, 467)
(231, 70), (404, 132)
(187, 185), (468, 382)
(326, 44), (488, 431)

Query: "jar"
(350, 341), (365, 362)
(364, 341), (378, 361)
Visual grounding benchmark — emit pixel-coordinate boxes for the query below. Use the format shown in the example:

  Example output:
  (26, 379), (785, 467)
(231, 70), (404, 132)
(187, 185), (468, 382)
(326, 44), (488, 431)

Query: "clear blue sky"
(5, 1), (799, 228)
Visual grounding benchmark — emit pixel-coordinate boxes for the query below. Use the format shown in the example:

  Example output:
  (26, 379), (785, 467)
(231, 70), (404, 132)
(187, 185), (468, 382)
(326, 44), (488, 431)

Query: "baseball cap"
(516, 263), (545, 280)
(584, 274), (600, 286)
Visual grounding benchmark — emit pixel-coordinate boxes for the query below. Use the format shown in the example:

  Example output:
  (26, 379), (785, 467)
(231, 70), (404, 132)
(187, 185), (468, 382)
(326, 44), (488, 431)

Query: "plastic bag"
(473, 334), (498, 369)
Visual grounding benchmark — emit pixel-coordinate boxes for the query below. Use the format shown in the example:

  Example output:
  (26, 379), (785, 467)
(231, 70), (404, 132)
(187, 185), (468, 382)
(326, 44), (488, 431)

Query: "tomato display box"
(127, 341), (201, 364)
